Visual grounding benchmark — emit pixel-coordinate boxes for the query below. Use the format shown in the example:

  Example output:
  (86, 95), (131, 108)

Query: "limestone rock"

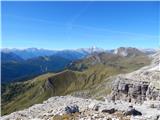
(65, 105), (79, 114)
(110, 51), (160, 103)
(124, 106), (142, 116)
(101, 108), (117, 114)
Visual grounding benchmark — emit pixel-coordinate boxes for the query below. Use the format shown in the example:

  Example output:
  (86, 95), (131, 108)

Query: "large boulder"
(101, 108), (117, 114)
(65, 105), (79, 114)
(124, 106), (142, 116)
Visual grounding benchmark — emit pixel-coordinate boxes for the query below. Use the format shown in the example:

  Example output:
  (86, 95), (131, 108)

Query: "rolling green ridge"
(2, 52), (151, 115)
(68, 52), (150, 72)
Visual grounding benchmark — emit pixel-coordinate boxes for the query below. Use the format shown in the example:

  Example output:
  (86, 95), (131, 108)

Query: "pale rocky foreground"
(1, 95), (160, 120)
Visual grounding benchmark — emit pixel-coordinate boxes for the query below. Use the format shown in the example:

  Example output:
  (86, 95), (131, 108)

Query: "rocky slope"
(110, 51), (160, 103)
(1, 96), (160, 120)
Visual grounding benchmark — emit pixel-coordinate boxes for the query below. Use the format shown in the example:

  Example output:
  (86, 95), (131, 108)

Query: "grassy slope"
(2, 53), (151, 115)
(2, 73), (55, 115)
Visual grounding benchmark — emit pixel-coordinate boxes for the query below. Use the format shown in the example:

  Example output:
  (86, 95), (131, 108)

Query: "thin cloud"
(4, 14), (159, 40)
(72, 24), (159, 39)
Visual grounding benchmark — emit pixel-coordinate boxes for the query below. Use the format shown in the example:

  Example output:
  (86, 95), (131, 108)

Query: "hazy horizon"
(1, 46), (159, 51)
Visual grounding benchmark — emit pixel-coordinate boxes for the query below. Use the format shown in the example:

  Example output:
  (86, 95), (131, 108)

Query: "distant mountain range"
(1, 47), (105, 60)
(2, 47), (157, 59)
(2, 48), (57, 60)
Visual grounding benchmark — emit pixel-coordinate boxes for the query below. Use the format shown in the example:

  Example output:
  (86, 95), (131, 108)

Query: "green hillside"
(68, 52), (150, 72)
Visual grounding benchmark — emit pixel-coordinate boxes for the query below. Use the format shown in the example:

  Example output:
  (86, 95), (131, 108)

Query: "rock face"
(111, 78), (150, 103)
(110, 51), (160, 103)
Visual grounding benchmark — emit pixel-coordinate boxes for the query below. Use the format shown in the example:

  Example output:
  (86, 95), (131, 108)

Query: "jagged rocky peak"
(110, 51), (160, 103)
(114, 47), (144, 57)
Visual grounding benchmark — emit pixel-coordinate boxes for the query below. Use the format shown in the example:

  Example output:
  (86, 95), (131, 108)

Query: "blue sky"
(2, 1), (159, 50)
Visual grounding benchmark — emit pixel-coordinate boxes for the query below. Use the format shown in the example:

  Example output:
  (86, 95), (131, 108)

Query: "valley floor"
(1, 95), (160, 120)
